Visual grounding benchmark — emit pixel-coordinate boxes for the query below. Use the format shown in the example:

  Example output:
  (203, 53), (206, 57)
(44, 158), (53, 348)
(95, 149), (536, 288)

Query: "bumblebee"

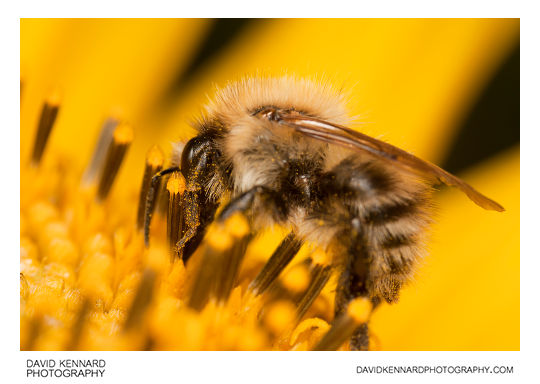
(144, 76), (503, 350)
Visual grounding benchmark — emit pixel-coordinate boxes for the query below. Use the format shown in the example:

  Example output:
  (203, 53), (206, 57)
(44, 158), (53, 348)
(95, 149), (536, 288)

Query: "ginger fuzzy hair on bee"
(144, 75), (503, 351)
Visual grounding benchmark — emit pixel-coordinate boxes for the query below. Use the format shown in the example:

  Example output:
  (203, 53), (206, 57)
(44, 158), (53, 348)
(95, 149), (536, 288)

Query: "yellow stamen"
(224, 212), (250, 238)
(78, 251), (114, 310)
(215, 215), (251, 303)
(82, 117), (118, 185)
(96, 123), (133, 201)
(112, 122), (134, 144)
(46, 89), (62, 107)
(147, 145), (165, 167)
(123, 269), (157, 332)
(137, 145), (165, 230)
(290, 317), (330, 346)
(187, 225), (233, 311)
(145, 245), (171, 275)
(312, 298), (373, 351)
(207, 224), (233, 252)
(20, 273), (29, 301)
(166, 171), (186, 194)
(31, 91), (61, 166)
(347, 297), (373, 324)
(166, 172), (185, 258)
(249, 233), (303, 296)
(281, 264), (311, 294)
(311, 247), (330, 266)
(66, 298), (89, 350)
(295, 262), (331, 321)
(263, 300), (297, 336)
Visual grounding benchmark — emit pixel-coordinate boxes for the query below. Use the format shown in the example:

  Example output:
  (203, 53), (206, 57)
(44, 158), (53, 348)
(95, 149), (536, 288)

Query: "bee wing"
(269, 111), (504, 212)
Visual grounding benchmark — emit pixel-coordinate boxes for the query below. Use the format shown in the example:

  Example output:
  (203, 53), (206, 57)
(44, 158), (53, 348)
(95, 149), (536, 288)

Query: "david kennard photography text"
(27, 359), (106, 378)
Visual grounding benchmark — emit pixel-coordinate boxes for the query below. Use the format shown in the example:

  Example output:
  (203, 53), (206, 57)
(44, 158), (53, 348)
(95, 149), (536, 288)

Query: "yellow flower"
(20, 19), (519, 351)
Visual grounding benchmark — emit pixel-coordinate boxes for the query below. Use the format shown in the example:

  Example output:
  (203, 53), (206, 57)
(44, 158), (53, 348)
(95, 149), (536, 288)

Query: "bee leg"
(143, 166), (181, 247)
(173, 190), (200, 257)
(171, 182), (220, 263)
(171, 134), (221, 261)
(174, 228), (197, 255)
(218, 185), (287, 221)
(334, 218), (376, 351)
(180, 192), (219, 262)
(174, 229), (198, 260)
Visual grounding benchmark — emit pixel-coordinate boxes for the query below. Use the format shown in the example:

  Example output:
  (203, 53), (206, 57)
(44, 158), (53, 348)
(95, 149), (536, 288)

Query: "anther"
(143, 166), (181, 247)
(295, 249), (332, 321)
(225, 212), (250, 239)
(312, 298), (373, 351)
(96, 123), (133, 201)
(137, 146), (164, 230)
(82, 117), (118, 185)
(30, 91), (61, 166)
(262, 300), (297, 336)
(20, 273), (29, 301)
(281, 263), (311, 295)
(249, 232), (303, 296)
(166, 172), (186, 259)
(22, 316), (42, 351)
(215, 213), (251, 303)
(66, 298), (89, 350)
(188, 224), (233, 311)
(295, 264), (331, 321)
(155, 162), (173, 216)
(311, 247), (331, 266)
(123, 269), (157, 331)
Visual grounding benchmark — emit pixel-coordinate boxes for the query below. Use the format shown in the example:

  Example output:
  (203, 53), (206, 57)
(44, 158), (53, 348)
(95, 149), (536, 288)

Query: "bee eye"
(181, 136), (208, 174)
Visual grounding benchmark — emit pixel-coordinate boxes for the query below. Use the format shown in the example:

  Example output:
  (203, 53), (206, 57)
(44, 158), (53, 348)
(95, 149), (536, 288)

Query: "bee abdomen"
(363, 197), (431, 302)
(380, 232), (416, 249)
(362, 196), (423, 225)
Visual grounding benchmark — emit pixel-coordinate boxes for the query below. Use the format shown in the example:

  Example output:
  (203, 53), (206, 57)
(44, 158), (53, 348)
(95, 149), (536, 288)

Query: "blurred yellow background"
(20, 18), (519, 350)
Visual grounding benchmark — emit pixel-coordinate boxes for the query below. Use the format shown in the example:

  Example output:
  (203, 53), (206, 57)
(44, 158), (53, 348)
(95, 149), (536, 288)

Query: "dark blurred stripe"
(441, 42), (520, 174)
(164, 18), (256, 102)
